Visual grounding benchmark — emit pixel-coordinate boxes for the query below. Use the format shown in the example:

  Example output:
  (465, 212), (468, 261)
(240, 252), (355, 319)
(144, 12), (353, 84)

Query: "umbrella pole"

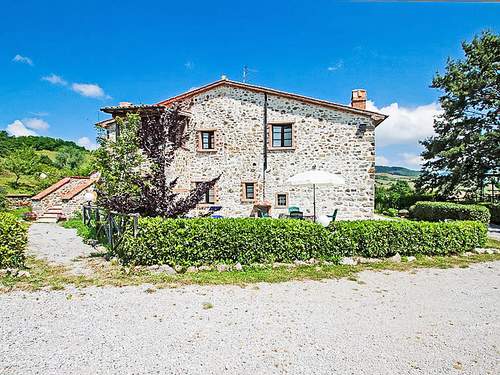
(313, 183), (316, 222)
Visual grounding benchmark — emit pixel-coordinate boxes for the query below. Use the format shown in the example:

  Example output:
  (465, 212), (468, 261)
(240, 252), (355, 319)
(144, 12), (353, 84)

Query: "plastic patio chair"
(289, 210), (304, 220)
(327, 209), (338, 222)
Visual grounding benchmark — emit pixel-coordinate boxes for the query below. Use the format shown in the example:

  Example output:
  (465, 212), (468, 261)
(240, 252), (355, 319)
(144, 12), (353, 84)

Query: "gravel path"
(489, 224), (500, 241)
(27, 223), (95, 275)
(1, 262), (499, 374)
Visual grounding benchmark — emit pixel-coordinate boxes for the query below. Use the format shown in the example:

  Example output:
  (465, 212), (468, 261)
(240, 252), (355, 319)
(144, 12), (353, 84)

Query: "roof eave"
(156, 79), (388, 124)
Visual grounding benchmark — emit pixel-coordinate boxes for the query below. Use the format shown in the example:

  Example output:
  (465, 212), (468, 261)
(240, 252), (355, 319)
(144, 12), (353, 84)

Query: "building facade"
(99, 79), (387, 220)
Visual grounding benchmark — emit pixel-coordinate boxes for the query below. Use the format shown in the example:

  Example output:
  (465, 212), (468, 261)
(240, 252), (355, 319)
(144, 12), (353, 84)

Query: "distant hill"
(0, 132), (91, 195)
(0, 131), (85, 156)
(375, 166), (420, 177)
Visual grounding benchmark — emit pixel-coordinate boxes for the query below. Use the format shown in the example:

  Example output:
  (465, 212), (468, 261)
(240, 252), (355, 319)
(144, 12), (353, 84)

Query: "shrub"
(0, 212), (27, 268)
(0, 187), (7, 211)
(117, 217), (487, 266)
(382, 208), (398, 217)
(409, 201), (490, 224)
(329, 220), (487, 258)
(479, 203), (500, 225)
(118, 218), (337, 266)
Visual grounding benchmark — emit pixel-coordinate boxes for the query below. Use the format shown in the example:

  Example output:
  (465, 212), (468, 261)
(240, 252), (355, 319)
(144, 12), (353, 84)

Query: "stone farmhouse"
(97, 79), (387, 219)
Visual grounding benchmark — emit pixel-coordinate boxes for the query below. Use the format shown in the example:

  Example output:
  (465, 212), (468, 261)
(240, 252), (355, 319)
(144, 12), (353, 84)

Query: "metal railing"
(82, 204), (139, 252)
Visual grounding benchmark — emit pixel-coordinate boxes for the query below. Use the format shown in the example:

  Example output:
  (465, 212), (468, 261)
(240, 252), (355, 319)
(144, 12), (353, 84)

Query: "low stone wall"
(6, 195), (32, 209)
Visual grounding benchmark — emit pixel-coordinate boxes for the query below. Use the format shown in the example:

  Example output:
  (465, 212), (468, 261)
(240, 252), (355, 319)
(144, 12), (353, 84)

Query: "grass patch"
(486, 238), (500, 250)
(61, 217), (96, 240)
(1, 252), (500, 293)
(4, 206), (31, 220)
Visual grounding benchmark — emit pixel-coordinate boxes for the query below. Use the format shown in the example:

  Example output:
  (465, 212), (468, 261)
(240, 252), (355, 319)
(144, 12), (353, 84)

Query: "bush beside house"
(410, 202), (491, 224)
(0, 212), (27, 268)
(118, 218), (335, 266)
(117, 217), (487, 266)
(329, 220), (486, 258)
(480, 203), (500, 225)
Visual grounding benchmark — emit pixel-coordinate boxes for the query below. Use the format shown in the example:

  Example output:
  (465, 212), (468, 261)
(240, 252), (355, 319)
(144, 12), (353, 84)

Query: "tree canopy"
(417, 31), (500, 198)
(2, 147), (41, 186)
(95, 108), (219, 217)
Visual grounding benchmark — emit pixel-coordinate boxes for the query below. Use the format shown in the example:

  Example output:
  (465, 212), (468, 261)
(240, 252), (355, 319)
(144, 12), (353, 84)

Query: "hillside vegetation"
(375, 166), (420, 177)
(0, 131), (93, 196)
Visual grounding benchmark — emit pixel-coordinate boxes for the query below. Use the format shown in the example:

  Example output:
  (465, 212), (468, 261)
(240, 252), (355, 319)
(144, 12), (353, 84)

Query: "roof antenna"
(242, 65), (257, 83)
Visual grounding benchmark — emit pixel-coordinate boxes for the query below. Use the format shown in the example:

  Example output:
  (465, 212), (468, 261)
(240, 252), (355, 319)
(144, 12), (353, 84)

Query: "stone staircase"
(36, 205), (64, 223)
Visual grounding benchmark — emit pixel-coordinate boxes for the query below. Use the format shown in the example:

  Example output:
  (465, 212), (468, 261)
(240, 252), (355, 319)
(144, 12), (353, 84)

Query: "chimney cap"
(351, 89), (367, 98)
(351, 89), (367, 110)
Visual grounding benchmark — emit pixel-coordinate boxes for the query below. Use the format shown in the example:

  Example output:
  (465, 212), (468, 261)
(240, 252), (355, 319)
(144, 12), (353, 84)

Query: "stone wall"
(6, 195), (32, 209)
(32, 178), (94, 218)
(61, 186), (94, 218)
(167, 86), (376, 219)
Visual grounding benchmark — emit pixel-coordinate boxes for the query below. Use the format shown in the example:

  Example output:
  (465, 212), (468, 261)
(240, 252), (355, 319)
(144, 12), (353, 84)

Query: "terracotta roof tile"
(32, 177), (71, 200)
(61, 179), (96, 200)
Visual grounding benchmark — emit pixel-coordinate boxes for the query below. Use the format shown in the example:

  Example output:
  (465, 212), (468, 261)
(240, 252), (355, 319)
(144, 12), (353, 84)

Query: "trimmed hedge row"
(118, 217), (487, 266)
(480, 203), (500, 225)
(0, 212), (27, 268)
(329, 220), (487, 258)
(410, 201), (490, 224)
(119, 218), (335, 266)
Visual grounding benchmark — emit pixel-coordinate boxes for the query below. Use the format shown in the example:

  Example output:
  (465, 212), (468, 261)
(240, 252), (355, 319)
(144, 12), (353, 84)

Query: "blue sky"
(1, 0), (498, 168)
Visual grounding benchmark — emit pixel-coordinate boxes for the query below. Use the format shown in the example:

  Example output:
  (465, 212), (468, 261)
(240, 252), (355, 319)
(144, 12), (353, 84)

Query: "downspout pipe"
(262, 92), (268, 201)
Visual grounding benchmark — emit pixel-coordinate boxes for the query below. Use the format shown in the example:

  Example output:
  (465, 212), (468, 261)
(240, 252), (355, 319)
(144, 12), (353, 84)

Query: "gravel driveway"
(1, 262), (499, 374)
(27, 223), (95, 275)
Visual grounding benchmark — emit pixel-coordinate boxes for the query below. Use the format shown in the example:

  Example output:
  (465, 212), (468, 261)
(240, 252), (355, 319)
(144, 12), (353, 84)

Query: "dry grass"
(1, 252), (499, 293)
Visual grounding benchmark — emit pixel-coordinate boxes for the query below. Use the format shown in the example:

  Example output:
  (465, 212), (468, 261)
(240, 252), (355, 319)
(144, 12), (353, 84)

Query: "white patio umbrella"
(286, 170), (345, 221)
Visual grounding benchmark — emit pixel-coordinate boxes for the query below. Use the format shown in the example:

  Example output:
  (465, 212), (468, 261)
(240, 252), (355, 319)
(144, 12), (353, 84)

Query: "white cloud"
(327, 60), (343, 72)
(375, 155), (389, 166)
(5, 120), (38, 137)
(77, 137), (98, 150)
(72, 83), (110, 99)
(29, 111), (49, 117)
(41, 73), (67, 86)
(369, 101), (441, 147)
(184, 61), (194, 69)
(376, 153), (424, 170)
(23, 118), (49, 131)
(399, 152), (424, 169)
(12, 54), (33, 66)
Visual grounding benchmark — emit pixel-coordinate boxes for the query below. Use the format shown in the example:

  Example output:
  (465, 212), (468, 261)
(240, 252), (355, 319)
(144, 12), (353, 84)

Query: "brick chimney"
(351, 89), (367, 110)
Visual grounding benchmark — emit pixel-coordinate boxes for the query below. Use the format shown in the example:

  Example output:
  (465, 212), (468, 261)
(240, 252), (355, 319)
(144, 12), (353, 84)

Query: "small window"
(196, 182), (215, 204)
(272, 124), (292, 148)
(201, 131), (215, 150)
(245, 183), (255, 200)
(276, 193), (288, 207)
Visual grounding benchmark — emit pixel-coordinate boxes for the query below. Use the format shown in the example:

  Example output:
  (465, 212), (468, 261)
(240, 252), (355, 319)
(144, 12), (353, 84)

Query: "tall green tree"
(54, 145), (85, 170)
(417, 31), (500, 197)
(95, 109), (218, 217)
(2, 147), (41, 186)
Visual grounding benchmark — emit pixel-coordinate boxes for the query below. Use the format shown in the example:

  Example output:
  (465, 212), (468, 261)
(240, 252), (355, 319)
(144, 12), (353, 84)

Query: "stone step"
(41, 213), (60, 218)
(46, 209), (63, 215)
(36, 217), (59, 223)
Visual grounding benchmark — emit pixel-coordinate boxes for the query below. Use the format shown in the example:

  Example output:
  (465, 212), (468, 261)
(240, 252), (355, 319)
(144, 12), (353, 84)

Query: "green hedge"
(117, 217), (487, 266)
(329, 220), (486, 258)
(409, 201), (490, 224)
(480, 203), (500, 225)
(0, 212), (28, 268)
(119, 218), (336, 266)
